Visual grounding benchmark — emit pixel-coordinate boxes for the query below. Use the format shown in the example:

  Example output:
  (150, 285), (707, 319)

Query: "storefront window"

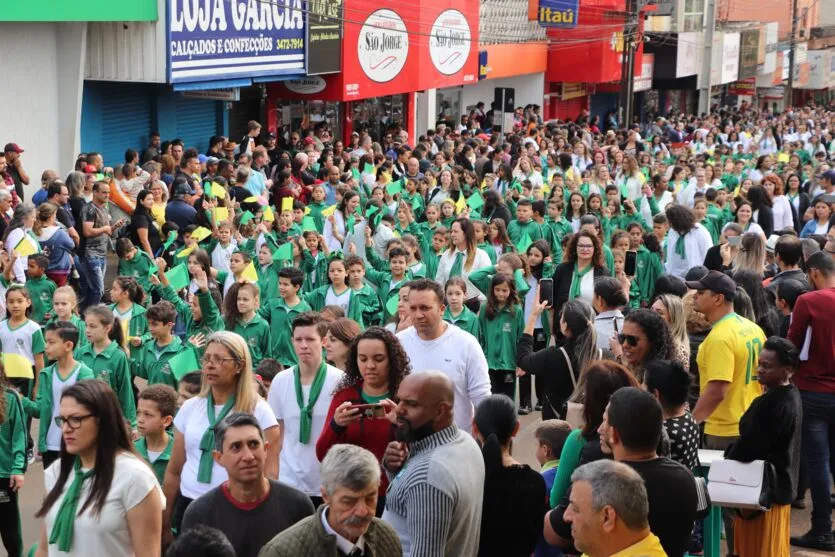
(436, 87), (463, 128)
(276, 100), (340, 140)
(681, 0), (704, 32)
(352, 95), (406, 142)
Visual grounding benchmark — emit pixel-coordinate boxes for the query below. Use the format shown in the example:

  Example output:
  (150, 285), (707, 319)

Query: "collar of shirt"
(321, 506), (365, 555)
(409, 424), (459, 458)
(541, 459), (560, 472)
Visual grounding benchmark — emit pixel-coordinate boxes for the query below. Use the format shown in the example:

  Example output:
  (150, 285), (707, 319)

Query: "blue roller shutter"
(100, 82), (153, 166)
(175, 96), (220, 155)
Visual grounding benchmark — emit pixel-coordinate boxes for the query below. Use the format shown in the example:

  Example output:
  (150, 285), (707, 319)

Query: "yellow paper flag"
(281, 197), (294, 212)
(263, 206), (275, 222)
(211, 182), (227, 199)
(176, 245), (196, 258)
(304, 206), (311, 215)
(321, 205), (337, 217)
(777, 152), (790, 163)
(13, 236), (37, 257)
(2, 353), (33, 379)
(213, 207), (230, 223)
(455, 195), (467, 214)
(241, 261), (258, 282)
(244, 196), (258, 203)
(380, 172), (392, 185)
(191, 227), (212, 242)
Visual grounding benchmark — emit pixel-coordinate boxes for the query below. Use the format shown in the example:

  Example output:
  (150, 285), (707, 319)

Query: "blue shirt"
(32, 188), (49, 206)
(246, 168), (267, 197)
(165, 198), (197, 233)
(323, 182), (338, 205)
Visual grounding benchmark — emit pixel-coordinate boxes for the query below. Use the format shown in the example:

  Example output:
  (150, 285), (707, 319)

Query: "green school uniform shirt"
(443, 306), (481, 340)
(0, 389), (26, 476)
(231, 313), (271, 368)
(352, 283), (384, 327)
(154, 284), (224, 358)
(478, 242), (498, 265)
(118, 250), (156, 301)
(478, 303), (524, 371)
(132, 335), (189, 388)
(134, 434), (174, 485)
(26, 275), (57, 323)
(258, 297), (312, 367)
(304, 285), (366, 327)
(302, 250), (329, 292)
(76, 341), (137, 428)
(634, 246), (664, 308)
(603, 244), (615, 274)
(306, 201), (327, 233)
(507, 219), (543, 245)
(22, 362), (95, 454)
(468, 266), (530, 300)
(257, 262), (281, 301)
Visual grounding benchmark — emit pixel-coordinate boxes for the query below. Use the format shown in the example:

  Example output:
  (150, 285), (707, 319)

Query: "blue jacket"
(165, 198), (197, 233)
(800, 219), (827, 238)
(37, 226), (75, 272)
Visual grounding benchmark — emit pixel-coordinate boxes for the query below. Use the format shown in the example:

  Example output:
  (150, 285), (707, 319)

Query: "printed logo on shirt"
(502, 323), (512, 333)
(15, 338), (23, 347)
(97, 369), (111, 382)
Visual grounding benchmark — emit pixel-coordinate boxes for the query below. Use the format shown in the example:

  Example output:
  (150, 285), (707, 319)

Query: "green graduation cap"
(240, 211), (256, 225)
(516, 232), (533, 254)
(165, 263), (190, 291)
(272, 241), (293, 262)
(385, 295), (400, 317)
(169, 347), (201, 381)
(301, 216), (317, 232)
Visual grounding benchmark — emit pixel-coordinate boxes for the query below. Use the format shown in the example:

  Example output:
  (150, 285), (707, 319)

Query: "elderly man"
(32, 169), (59, 206)
(259, 444), (401, 557)
(165, 181), (198, 233)
(547, 460), (665, 557)
(382, 371), (485, 557)
(181, 413), (314, 557)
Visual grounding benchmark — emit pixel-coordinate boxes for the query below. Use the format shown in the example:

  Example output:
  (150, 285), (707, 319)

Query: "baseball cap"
(173, 182), (195, 196)
(84, 164), (97, 174)
(303, 137), (315, 145)
(685, 270), (737, 301)
(3, 143), (23, 154)
(197, 154), (208, 164)
(264, 132), (276, 140)
(206, 156), (220, 165)
(816, 169), (835, 182)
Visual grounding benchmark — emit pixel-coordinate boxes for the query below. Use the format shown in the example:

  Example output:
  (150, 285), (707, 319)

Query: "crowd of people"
(0, 100), (834, 557)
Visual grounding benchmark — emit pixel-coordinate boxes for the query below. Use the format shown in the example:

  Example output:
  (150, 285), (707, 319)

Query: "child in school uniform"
(534, 420), (572, 557)
(442, 277), (481, 339)
(209, 220), (237, 274)
(0, 362), (26, 557)
(477, 273), (525, 400)
(303, 257), (366, 326)
(507, 199), (544, 245)
(218, 250), (252, 298)
(109, 276), (149, 354)
(401, 234), (427, 278)
(344, 256), (384, 327)
(23, 254), (56, 323)
(258, 267), (311, 368)
(255, 243), (281, 300)
(520, 240), (556, 413)
(543, 198), (573, 263)
(115, 238), (156, 301)
(46, 285), (86, 351)
(473, 220), (498, 264)
(301, 232), (330, 293)
(223, 282), (271, 368)
(362, 242), (412, 323)
(76, 305), (136, 431)
(132, 301), (190, 389)
(134, 384), (178, 485)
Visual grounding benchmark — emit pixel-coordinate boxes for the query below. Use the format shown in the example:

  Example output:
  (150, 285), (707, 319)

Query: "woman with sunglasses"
(34, 380), (163, 557)
(552, 230), (609, 319)
(609, 308), (674, 382)
(162, 332), (279, 541)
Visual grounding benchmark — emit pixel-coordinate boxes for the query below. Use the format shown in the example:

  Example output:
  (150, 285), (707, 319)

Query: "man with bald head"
(382, 372), (485, 557)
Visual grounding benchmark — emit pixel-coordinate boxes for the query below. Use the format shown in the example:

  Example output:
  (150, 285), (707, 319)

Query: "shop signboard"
(676, 31), (702, 78)
(633, 53), (654, 92)
(537, 0), (579, 29)
(727, 77), (755, 96)
(800, 50), (835, 90)
(760, 22), (778, 75)
(738, 28), (760, 80)
(181, 88), (240, 101)
(306, 0), (343, 75)
(2, 0), (156, 21)
(167, 0), (306, 84)
(479, 51), (489, 80)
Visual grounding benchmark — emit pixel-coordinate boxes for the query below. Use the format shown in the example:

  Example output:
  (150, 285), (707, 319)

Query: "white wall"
(460, 73), (545, 114)
(0, 22), (87, 198)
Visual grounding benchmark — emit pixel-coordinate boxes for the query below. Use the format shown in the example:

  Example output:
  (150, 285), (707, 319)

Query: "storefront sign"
(727, 78), (756, 96)
(633, 53), (654, 92)
(708, 32), (739, 85)
(760, 22), (778, 75)
(738, 28), (760, 80)
(560, 82), (587, 100)
(478, 51), (490, 80)
(537, 0), (579, 28)
(307, 0), (343, 75)
(3, 0), (156, 21)
(799, 49), (835, 90)
(168, 0), (305, 84)
(675, 31), (702, 78)
(356, 9), (409, 83)
(283, 76), (328, 94)
(181, 88), (240, 101)
(429, 10), (472, 76)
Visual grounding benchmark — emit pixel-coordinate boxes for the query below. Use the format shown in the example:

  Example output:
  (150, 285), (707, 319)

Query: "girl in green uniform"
(46, 286), (87, 354)
(109, 276), (149, 355)
(0, 363), (26, 557)
(223, 282), (271, 368)
(477, 273), (524, 401)
(442, 277), (481, 339)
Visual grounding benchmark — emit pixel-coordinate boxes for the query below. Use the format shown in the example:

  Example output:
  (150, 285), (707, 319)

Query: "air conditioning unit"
(798, 29), (806, 39)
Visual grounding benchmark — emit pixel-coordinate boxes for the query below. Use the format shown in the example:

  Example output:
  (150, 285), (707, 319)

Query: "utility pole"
(786, 0), (798, 107)
(698, 0), (716, 116)
(619, 0), (639, 127)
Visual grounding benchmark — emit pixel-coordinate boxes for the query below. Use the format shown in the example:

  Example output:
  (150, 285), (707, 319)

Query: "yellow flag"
(777, 152), (790, 163)
(211, 182), (226, 199)
(281, 197), (294, 212)
(244, 196), (258, 203)
(304, 206), (311, 215)
(241, 261), (258, 282)
(191, 227), (212, 242)
(2, 353), (33, 379)
(263, 206), (275, 222)
(321, 205), (337, 217)
(176, 245), (196, 258)
(13, 236), (37, 257)
(455, 195), (467, 214)
(380, 172), (392, 185)
(213, 207), (229, 223)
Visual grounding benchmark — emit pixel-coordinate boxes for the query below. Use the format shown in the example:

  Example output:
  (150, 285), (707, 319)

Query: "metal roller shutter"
(175, 96), (219, 154)
(100, 82), (153, 166)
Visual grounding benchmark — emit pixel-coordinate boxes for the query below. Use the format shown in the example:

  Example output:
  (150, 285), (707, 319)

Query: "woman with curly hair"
(552, 230), (609, 317)
(609, 308), (674, 382)
(315, 326), (411, 515)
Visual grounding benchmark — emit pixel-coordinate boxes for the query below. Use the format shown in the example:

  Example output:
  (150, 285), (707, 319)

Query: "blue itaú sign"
(538, 0), (579, 28)
(168, 0), (306, 84)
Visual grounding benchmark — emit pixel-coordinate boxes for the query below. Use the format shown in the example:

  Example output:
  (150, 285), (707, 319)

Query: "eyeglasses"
(618, 334), (641, 347)
(201, 355), (238, 366)
(577, 244), (595, 250)
(54, 414), (95, 430)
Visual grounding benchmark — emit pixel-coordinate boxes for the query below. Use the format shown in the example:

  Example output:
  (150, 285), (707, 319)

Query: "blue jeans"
(800, 390), (835, 534)
(82, 256), (106, 310)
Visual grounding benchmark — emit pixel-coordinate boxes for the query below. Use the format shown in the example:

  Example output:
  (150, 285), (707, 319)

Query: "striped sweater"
(382, 425), (485, 557)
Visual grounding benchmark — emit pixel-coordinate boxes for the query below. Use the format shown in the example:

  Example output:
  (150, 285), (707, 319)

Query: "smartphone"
(625, 250), (637, 277)
(728, 236), (742, 247)
(354, 404), (386, 419)
(539, 278), (554, 307)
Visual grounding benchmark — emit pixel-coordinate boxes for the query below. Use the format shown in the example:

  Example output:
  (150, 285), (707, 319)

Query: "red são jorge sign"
(274, 0), (479, 101)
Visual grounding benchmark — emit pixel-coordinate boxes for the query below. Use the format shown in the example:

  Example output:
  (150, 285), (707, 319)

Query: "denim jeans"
(82, 256), (106, 310)
(799, 390), (835, 534)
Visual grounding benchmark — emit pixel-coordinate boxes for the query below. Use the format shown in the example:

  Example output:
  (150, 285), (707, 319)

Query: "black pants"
(42, 451), (61, 470)
(9, 379), (32, 454)
(172, 493), (194, 536)
(489, 370), (515, 401)
(519, 332), (546, 407)
(0, 478), (22, 557)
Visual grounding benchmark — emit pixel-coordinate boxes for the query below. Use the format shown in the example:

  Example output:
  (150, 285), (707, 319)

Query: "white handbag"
(706, 459), (775, 510)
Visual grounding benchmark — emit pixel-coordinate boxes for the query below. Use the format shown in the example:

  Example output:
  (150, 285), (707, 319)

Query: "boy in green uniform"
(543, 198), (573, 263)
(506, 199), (543, 245)
(345, 256), (384, 327)
(301, 232), (329, 293)
(132, 301), (189, 389)
(363, 243), (412, 322)
(257, 267), (311, 367)
(24, 255), (56, 323)
(256, 243), (280, 300)
(115, 238), (156, 301)
(134, 384), (177, 485)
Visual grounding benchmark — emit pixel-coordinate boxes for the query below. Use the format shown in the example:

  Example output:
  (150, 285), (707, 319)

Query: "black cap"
(684, 266), (709, 282)
(685, 270), (737, 301)
(816, 169), (835, 182)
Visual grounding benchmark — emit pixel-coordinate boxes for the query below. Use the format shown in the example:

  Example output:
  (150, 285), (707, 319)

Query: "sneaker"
(518, 405), (531, 416)
(27, 448), (34, 465)
(534, 402), (543, 412)
(790, 530), (835, 551)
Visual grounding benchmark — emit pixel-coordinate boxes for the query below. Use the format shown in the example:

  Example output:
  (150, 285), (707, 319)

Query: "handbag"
(560, 347), (601, 430)
(706, 459), (776, 511)
(693, 454), (712, 520)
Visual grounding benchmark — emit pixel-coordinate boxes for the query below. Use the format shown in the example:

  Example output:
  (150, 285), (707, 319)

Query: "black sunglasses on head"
(618, 333), (640, 347)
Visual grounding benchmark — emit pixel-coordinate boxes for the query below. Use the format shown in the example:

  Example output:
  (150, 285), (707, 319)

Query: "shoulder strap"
(559, 347), (577, 388)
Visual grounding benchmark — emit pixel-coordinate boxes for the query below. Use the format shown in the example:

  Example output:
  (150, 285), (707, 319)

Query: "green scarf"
(49, 458), (95, 552)
(674, 233), (687, 259)
(568, 263), (593, 300)
(295, 361), (328, 444)
(198, 392), (236, 483)
(449, 251), (465, 278)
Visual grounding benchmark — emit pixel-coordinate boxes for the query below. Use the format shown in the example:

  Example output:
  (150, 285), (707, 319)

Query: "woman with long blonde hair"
(651, 294), (691, 371)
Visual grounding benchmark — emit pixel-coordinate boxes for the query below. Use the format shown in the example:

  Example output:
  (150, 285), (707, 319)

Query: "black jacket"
(552, 262), (610, 318)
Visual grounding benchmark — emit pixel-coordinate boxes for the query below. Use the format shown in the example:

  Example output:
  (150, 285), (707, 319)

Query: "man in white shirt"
(396, 279), (491, 434)
(267, 312), (344, 506)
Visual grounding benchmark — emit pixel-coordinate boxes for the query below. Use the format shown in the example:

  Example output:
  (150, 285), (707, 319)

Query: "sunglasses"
(618, 334), (640, 347)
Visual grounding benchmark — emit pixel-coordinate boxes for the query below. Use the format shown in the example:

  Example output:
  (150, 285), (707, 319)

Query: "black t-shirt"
(130, 211), (161, 254)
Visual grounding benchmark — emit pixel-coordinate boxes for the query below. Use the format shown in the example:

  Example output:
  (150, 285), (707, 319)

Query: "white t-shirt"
(173, 396), (278, 500)
(0, 318), (43, 365)
(47, 365), (84, 451)
(397, 325), (491, 434)
(44, 453), (164, 557)
(211, 241), (237, 275)
(325, 287), (352, 314)
(267, 364), (344, 495)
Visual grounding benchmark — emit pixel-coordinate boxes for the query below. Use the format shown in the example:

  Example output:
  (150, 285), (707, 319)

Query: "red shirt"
(315, 384), (396, 495)
(788, 287), (835, 392)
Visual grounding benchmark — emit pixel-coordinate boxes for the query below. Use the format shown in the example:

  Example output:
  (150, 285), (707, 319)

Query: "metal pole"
(698, 0), (716, 115)
(786, 0), (798, 107)
(619, 0), (638, 127)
